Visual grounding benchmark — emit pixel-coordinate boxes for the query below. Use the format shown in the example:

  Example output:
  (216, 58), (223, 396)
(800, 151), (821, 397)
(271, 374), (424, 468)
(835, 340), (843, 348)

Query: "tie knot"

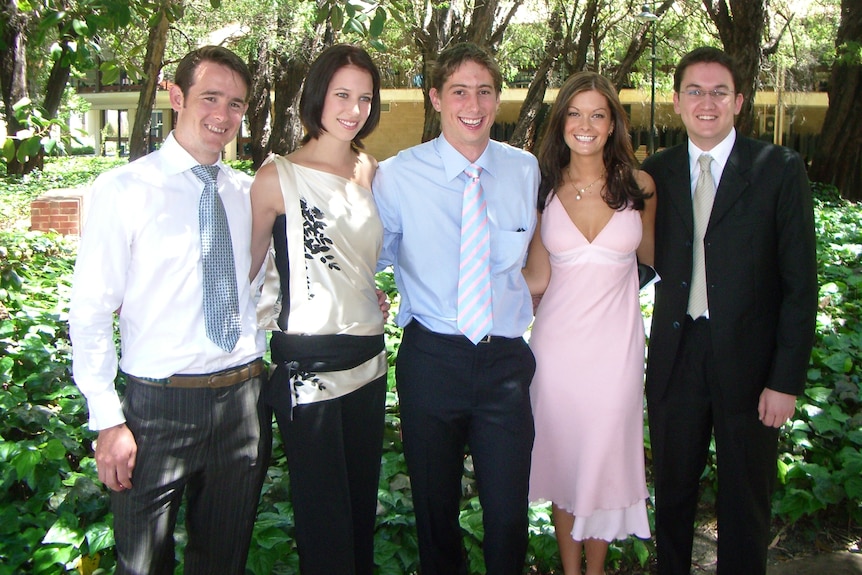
(192, 164), (219, 184)
(464, 164), (482, 181)
(698, 154), (713, 172)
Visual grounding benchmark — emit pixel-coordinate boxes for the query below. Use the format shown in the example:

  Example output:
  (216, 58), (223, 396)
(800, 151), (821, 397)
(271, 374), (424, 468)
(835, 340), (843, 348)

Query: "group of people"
(69, 39), (816, 575)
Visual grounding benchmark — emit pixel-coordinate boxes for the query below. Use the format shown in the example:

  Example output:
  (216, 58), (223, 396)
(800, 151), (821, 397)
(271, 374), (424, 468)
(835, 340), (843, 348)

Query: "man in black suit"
(641, 47), (817, 575)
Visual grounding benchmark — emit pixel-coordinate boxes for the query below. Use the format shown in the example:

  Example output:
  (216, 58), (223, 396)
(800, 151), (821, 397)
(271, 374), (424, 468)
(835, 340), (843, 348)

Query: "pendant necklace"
(569, 166), (605, 200)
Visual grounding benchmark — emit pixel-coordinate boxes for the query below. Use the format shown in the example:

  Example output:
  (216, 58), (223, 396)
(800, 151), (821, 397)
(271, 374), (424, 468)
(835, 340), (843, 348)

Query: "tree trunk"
(572, 0), (599, 71)
(1, 0), (30, 175)
(129, 5), (170, 161)
(42, 43), (71, 119)
(246, 39), (272, 169)
(508, 8), (565, 151)
(808, 0), (862, 200)
(416, 0), (524, 143)
(703, 0), (765, 137)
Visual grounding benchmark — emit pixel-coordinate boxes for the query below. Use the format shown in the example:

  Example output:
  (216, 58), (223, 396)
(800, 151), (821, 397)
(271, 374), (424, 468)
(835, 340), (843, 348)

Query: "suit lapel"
(708, 138), (751, 231)
(663, 145), (695, 235)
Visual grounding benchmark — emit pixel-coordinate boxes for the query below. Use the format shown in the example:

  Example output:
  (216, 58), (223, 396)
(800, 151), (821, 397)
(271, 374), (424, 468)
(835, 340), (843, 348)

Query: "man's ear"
(169, 84), (184, 113)
(429, 88), (442, 112)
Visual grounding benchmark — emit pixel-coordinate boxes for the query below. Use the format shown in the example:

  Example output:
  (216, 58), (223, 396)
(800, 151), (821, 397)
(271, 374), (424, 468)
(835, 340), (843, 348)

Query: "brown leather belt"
(127, 359), (264, 389)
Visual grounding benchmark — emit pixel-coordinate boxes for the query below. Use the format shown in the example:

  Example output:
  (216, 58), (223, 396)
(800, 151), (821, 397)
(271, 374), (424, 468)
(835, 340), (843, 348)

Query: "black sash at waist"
(266, 332), (385, 414)
(270, 332), (384, 372)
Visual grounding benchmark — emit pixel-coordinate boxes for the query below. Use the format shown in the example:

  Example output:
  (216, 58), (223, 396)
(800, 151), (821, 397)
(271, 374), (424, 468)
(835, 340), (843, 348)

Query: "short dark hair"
(673, 46), (741, 94)
(174, 45), (252, 102)
(536, 71), (651, 212)
(431, 42), (503, 94)
(299, 44), (382, 149)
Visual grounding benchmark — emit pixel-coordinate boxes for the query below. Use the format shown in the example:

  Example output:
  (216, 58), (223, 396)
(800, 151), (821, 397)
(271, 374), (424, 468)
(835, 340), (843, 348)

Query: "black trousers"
(648, 317), (779, 575)
(396, 321), (536, 575)
(273, 375), (386, 575)
(112, 375), (271, 575)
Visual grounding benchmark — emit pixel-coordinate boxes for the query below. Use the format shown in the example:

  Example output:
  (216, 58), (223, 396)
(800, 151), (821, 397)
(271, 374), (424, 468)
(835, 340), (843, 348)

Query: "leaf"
(84, 523), (114, 555)
(12, 98), (31, 112)
(370, 7), (386, 37)
(40, 438), (66, 461)
(72, 19), (89, 36)
(330, 5), (343, 30)
(24, 136), (43, 157)
(12, 447), (41, 486)
(632, 537), (650, 565)
(2, 138), (15, 162)
(345, 18), (366, 36)
(99, 62), (120, 87)
(43, 516), (85, 546)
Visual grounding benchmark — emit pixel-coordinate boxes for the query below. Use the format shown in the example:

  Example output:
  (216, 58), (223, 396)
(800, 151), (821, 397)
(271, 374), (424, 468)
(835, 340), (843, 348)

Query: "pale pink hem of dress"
(535, 498), (651, 542)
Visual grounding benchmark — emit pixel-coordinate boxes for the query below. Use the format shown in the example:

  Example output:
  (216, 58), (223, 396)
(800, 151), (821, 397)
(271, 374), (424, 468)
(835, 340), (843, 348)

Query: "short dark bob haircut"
(431, 42), (503, 94)
(174, 45), (252, 102)
(299, 44), (382, 149)
(673, 46), (741, 94)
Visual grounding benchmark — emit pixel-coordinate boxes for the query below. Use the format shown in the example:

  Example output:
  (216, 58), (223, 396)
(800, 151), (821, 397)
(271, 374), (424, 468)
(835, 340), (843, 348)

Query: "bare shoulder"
(356, 151), (379, 190)
(250, 161), (284, 212)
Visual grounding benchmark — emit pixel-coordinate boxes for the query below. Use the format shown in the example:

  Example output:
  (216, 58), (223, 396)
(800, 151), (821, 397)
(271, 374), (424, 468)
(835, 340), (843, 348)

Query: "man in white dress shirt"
(68, 46), (270, 575)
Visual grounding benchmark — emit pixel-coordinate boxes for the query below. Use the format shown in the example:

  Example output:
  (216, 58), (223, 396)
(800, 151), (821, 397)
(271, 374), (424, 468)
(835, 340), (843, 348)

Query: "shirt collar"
(160, 132), (225, 177)
(435, 134), (496, 182)
(688, 128), (736, 174)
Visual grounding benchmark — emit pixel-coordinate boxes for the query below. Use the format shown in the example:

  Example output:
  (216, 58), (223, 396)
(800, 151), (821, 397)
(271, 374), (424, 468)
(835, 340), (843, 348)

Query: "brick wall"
(30, 189), (86, 236)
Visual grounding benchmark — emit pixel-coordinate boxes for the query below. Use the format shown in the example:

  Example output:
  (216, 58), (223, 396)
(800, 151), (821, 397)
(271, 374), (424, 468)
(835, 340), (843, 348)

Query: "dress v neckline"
(556, 194), (617, 245)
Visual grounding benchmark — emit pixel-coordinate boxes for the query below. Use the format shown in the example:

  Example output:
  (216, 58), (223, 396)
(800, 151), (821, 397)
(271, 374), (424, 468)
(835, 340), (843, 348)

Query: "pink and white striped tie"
(457, 164), (493, 344)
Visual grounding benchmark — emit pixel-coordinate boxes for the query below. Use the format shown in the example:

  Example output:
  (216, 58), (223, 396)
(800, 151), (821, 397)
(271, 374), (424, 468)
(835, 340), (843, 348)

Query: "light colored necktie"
(457, 164), (493, 344)
(193, 164), (241, 352)
(688, 154), (716, 319)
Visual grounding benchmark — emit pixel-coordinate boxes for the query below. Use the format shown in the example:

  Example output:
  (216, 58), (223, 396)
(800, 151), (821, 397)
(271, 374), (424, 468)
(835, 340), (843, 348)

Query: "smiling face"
(563, 89), (613, 158)
(319, 64), (374, 143)
(673, 61), (743, 151)
(429, 59), (500, 161)
(170, 60), (249, 165)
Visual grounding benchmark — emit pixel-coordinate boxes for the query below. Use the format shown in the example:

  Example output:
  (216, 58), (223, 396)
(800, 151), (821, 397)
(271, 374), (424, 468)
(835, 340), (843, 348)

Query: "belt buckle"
(479, 334), (492, 344)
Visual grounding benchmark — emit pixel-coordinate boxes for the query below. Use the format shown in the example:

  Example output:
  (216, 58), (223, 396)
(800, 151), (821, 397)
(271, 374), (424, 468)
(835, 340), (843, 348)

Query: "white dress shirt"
(68, 133), (265, 431)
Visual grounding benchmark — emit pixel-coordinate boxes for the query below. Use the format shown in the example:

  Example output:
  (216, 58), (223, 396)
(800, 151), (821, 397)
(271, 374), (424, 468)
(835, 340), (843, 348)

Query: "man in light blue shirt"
(373, 42), (539, 575)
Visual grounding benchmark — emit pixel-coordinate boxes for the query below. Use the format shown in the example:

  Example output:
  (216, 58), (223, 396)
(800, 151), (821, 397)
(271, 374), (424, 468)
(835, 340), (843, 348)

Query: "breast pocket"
(490, 229), (529, 275)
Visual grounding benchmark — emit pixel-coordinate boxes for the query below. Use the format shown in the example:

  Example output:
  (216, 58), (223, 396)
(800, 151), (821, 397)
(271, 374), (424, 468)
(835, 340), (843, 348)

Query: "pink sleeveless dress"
(529, 194), (650, 542)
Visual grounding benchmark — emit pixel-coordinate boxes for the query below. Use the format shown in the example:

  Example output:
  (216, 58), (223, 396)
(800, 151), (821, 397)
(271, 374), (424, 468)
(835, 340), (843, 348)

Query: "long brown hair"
(536, 71), (651, 212)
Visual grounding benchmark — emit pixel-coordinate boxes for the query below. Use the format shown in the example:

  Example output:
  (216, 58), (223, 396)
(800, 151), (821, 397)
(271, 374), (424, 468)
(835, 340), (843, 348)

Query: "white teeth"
(339, 119), (359, 128)
(206, 125), (226, 134)
(461, 118), (481, 126)
(574, 135), (595, 142)
(698, 115), (717, 120)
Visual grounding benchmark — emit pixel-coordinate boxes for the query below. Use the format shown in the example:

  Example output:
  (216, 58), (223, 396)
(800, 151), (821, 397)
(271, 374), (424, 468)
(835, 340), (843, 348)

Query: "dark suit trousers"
(396, 321), (536, 575)
(112, 375), (271, 575)
(648, 318), (779, 575)
(273, 375), (386, 575)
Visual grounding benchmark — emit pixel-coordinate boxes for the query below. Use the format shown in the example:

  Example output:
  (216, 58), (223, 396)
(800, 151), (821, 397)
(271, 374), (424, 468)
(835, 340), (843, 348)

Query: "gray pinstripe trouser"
(111, 374), (272, 575)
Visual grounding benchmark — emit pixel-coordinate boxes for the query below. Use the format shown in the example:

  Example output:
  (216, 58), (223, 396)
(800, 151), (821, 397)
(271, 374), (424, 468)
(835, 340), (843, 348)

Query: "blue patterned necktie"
(192, 164), (241, 352)
(457, 163), (493, 344)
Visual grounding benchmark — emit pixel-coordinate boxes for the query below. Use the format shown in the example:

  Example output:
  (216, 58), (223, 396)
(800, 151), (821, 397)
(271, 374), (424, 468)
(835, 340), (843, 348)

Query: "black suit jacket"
(642, 136), (817, 412)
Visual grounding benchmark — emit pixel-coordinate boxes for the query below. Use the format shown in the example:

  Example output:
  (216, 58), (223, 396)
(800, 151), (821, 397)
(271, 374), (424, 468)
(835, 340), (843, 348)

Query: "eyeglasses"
(683, 89), (732, 101)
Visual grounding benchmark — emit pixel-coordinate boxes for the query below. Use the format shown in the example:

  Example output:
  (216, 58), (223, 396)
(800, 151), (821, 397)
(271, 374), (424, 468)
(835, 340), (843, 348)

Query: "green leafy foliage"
(0, 230), (114, 575)
(1, 161), (860, 573)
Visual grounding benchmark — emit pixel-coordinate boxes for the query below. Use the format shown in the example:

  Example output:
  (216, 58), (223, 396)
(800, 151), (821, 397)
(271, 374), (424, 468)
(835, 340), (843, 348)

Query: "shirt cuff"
(86, 389), (126, 431)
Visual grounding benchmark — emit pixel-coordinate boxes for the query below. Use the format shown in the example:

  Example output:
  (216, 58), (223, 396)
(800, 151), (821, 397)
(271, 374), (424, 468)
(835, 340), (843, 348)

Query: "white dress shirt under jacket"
(68, 133), (265, 431)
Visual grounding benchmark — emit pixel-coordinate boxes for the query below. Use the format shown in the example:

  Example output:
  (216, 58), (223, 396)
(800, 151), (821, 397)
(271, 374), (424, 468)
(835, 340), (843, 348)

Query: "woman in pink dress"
(523, 71), (656, 575)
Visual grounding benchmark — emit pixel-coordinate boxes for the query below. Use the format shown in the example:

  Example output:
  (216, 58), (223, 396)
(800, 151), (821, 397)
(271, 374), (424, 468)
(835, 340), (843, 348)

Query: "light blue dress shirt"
(373, 135), (539, 338)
